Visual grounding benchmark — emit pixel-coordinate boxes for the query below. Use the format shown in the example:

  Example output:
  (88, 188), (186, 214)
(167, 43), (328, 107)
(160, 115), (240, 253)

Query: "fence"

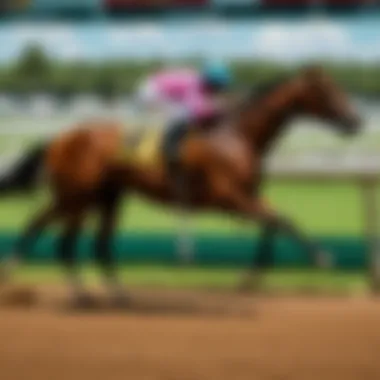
(272, 161), (380, 292)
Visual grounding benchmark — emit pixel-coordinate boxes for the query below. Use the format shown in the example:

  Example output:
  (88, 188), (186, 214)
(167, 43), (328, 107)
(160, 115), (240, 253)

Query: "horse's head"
(297, 65), (361, 135)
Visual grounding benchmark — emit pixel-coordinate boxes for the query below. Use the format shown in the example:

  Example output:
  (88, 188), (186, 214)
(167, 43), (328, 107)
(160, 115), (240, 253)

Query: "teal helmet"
(201, 62), (232, 90)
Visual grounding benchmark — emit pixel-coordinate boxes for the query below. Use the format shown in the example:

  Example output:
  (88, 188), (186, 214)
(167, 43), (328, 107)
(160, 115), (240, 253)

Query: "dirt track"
(1, 287), (380, 380)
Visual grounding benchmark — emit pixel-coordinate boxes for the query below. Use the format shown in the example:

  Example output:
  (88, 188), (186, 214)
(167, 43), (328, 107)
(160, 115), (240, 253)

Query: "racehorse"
(0, 66), (361, 304)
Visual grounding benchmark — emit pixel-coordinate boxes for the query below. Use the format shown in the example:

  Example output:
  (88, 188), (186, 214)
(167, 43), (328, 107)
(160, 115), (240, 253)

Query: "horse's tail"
(0, 143), (48, 195)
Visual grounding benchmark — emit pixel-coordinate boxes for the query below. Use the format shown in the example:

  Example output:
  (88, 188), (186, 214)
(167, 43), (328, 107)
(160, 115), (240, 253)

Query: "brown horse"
(0, 66), (361, 303)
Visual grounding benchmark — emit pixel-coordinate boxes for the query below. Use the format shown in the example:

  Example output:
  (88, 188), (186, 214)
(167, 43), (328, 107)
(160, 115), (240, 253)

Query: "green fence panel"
(0, 233), (368, 269)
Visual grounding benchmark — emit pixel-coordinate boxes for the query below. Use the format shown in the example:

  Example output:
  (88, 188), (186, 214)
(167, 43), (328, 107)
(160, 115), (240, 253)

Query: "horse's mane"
(228, 73), (295, 121)
(247, 74), (291, 103)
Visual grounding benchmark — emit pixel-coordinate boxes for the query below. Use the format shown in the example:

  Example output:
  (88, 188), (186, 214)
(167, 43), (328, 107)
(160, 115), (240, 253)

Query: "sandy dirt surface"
(1, 286), (380, 380)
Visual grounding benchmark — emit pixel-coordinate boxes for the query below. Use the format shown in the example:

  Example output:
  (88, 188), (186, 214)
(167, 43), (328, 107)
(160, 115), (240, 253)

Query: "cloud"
(191, 20), (229, 37)
(253, 19), (354, 62)
(9, 24), (77, 47)
(1, 23), (82, 61)
(54, 43), (82, 60)
(0, 19), (377, 63)
(107, 24), (164, 47)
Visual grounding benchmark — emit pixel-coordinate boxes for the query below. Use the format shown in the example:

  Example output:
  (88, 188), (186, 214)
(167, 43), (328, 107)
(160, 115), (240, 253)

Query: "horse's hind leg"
(94, 189), (127, 305)
(209, 172), (329, 292)
(0, 203), (60, 285)
(58, 207), (90, 304)
(239, 223), (276, 292)
(243, 200), (330, 278)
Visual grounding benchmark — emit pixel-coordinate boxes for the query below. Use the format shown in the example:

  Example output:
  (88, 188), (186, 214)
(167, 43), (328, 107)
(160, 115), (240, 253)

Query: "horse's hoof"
(110, 292), (130, 309)
(238, 272), (261, 294)
(238, 282), (253, 294)
(0, 256), (18, 287)
(71, 293), (98, 310)
(0, 267), (10, 287)
(0, 286), (38, 308)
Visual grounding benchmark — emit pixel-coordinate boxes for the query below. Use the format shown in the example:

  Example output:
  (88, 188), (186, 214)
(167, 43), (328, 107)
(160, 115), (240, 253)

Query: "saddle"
(120, 123), (196, 181)
(122, 126), (165, 170)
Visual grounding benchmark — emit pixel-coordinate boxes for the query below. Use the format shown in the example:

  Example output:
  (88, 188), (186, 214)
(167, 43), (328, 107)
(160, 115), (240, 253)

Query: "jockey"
(135, 62), (233, 172)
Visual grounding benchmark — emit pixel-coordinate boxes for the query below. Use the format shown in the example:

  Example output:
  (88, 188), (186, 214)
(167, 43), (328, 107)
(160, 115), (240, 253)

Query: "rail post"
(175, 178), (194, 265)
(176, 206), (194, 265)
(361, 178), (380, 294)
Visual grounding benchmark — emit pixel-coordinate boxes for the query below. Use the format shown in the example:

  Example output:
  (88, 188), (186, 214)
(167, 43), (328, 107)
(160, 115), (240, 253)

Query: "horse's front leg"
(249, 197), (331, 263)
(58, 204), (92, 306)
(0, 203), (60, 286)
(211, 176), (331, 291)
(95, 188), (128, 307)
(243, 199), (332, 291)
(240, 221), (277, 292)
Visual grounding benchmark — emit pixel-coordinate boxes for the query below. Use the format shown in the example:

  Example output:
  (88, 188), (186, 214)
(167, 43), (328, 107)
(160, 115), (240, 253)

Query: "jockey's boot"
(167, 157), (186, 204)
(164, 119), (190, 202)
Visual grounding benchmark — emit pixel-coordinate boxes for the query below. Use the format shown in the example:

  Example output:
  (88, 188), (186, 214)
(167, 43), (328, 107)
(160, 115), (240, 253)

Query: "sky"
(0, 15), (378, 63)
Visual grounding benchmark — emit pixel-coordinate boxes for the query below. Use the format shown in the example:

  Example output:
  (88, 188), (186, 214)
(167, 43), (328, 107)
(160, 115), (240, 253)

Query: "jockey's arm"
(183, 91), (229, 131)
(195, 112), (225, 130)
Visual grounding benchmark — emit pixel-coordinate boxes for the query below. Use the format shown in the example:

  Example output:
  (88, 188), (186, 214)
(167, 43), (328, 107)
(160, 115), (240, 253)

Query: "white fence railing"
(268, 162), (380, 292)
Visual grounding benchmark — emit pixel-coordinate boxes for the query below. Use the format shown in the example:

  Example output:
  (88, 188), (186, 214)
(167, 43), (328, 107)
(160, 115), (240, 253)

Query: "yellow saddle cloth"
(120, 126), (165, 170)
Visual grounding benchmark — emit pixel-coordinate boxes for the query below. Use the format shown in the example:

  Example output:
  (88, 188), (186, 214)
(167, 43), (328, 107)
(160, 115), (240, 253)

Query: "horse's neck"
(259, 108), (296, 153)
(239, 94), (299, 154)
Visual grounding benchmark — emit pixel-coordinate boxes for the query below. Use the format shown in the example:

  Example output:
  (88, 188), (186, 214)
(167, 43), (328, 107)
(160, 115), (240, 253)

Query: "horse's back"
(46, 120), (124, 194)
(181, 128), (255, 188)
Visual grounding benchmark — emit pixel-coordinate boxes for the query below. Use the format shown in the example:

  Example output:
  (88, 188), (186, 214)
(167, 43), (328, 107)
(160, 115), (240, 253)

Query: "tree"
(14, 44), (51, 92)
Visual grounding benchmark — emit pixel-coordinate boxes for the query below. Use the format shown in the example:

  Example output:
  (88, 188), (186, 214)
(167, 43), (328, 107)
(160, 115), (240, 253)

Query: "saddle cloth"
(120, 123), (197, 177)
(121, 126), (165, 170)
